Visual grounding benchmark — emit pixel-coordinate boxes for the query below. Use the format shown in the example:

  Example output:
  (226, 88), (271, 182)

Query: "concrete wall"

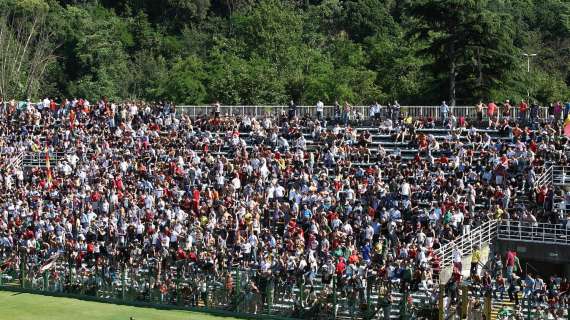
(495, 239), (570, 277)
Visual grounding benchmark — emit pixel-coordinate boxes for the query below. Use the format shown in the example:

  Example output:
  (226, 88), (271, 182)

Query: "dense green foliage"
(2, 0), (569, 104)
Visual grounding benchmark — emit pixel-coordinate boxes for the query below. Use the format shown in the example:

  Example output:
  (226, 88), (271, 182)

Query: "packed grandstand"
(0, 98), (569, 319)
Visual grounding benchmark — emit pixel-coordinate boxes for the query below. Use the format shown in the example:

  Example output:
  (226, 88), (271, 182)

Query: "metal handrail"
(2, 151), (23, 171)
(433, 219), (499, 272)
(525, 262), (539, 275)
(534, 166), (553, 190)
(535, 165), (570, 218)
(176, 105), (551, 119)
(553, 166), (570, 186)
(496, 220), (570, 245)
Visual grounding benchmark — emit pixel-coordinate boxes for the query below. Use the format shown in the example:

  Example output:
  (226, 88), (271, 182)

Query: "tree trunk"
(477, 47), (483, 88)
(449, 42), (456, 107)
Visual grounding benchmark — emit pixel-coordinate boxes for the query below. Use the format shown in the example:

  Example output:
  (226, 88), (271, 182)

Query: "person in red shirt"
(49, 99), (57, 112)
(176, 248), (187, 260)
(335, 257), (346, 276)
(505, 250), (516, 278)
(518, 99), (528, 124)
(529, 139), (538, 153)
(487, 101), (497, 129)
(348, 251), (359, 265)
(192, 187), (200, 212)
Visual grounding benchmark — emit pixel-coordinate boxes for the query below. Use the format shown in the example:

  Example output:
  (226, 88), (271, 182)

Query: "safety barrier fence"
(534, 165), (570, 220)
(496, 220), (570, 245)
(5, 221), (569, 318)
(553, 166), (570, 186)
(176, 105), (551, 121)
(0, 253), (438, 320)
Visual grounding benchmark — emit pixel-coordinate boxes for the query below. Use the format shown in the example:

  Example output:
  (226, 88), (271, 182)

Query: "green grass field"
(0, 290), (241, 320)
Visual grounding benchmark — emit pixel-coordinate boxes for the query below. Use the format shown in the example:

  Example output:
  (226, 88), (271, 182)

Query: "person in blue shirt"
(302, 204), (312, 220)
(361, 242), (371, 263)
(523, 273), (535, 300)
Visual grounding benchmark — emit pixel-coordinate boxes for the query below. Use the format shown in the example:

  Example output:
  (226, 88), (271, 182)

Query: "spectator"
(440, 101), (449, 125)
(315, 100), (324, 121)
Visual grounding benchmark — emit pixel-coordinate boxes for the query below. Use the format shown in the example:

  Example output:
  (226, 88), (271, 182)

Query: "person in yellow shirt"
(471, 246), (481, 277)
(494, 204), (504, 220)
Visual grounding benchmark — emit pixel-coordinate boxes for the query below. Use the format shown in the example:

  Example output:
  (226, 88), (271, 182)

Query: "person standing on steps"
(470, 245), (481, 278)
(288, 100), (297, 120)
(315, 100), (324, 121)
(440, 101), (449, 126)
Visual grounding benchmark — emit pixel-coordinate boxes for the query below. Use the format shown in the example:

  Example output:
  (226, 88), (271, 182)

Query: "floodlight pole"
(522, 53), (537, 99)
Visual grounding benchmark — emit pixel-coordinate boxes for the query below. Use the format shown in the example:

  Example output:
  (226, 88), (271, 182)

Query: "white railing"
(176, 105), (550, 120)
(433, 219), (499, 275)
(497, 220), (570, 245)
(552, 166), (570, 186)
(535, 166), (553, 190)
(2, 151), (23, 171)
(535, 165), (570, 219)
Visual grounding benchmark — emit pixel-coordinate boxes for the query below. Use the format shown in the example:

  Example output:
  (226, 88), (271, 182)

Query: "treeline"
(0, 0), (568, 105)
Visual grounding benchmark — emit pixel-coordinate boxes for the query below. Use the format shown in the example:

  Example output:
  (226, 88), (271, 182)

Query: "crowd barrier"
(0, 255), (439, 320)
(176, 105), (551, 121)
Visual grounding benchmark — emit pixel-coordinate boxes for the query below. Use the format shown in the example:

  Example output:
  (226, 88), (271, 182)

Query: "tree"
(0, 0), (56, 99)
(63, 5), (132, 100)
(155, 55), (207, 104)
(341, 0), (397, 42)
(407, 0), (519, 105)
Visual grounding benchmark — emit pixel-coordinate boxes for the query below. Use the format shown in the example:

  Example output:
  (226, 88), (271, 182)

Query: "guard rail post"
(176, 268), (181, 306)
(527, 295), (532, 320)
(235, 269), (241, 313)
(332, 275), (337, 319)
(300, 280), (305, 308)
(401, 291), (409, 320)
(263, 278), (268, 314)
(43, 270), (49, 291)
(484, 293), (492, 320)
(366, 281), (371, 319)
(438, 283), (445, 319)
(148, 261), (153, 302)
(461, 284), (468, 319)
(20, 250), (26, 288)
(121, 264), (126, 300)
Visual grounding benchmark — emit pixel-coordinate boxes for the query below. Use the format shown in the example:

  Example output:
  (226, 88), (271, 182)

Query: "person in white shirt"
(401, 180), (411, 199)
(42, 97), (50, 110)
(316, 100), (324, 120)
(452, 246), (463, 271)
(231, 175), (241, 190)
(274, 184), (285, 202)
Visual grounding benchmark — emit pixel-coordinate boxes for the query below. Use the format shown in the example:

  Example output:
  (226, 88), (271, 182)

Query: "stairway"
(489, 292), (567, 320)
(434, 220), (498, 285)
(491, 293), (518, 319)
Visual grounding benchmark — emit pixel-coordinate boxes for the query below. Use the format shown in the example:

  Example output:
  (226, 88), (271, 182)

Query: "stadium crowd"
(0, 98), (569, 318)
